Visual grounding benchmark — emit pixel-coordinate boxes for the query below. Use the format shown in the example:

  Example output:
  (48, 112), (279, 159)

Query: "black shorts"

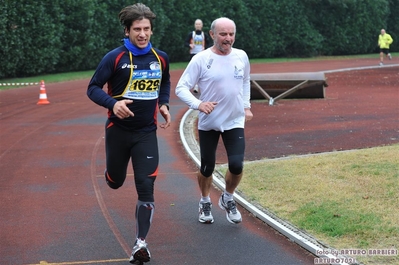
(198, 128), (245, 177)
(189, 53), (199, 60)
(380, 48), (390, 55)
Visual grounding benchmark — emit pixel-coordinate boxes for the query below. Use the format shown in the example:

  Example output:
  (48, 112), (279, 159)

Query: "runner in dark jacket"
(87, 3), (171, 264)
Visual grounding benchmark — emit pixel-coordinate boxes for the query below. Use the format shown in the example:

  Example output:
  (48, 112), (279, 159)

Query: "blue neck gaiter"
(123, 38), (152, 56)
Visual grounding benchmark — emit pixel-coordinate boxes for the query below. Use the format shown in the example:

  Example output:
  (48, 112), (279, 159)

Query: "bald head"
(194, 19), (203, 31)
(210, 17), (236, 34)
(381, 29), (386, 35)
(209, 17), (236, 55)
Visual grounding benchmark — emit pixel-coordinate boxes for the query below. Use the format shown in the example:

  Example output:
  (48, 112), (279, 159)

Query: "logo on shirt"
(121, 63), (137, 69)
(207, 59), (213, 69)
(234, 66), (244, 79)
(149, 61), (161, 70)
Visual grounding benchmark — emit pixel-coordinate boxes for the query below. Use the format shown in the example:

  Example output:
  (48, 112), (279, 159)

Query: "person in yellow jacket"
(378, 29), (393, 66)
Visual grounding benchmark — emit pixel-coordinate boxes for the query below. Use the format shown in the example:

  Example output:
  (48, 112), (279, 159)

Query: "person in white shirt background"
(184, 19), (210, 93)
(176, 17), (253, 225)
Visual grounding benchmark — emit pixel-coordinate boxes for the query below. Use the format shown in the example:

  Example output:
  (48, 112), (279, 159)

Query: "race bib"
(122, 70), (161, 100)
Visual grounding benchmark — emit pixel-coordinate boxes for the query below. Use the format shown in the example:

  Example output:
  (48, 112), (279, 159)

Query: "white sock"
(223, 191), (234, 202)
(200, 195), (211, 203)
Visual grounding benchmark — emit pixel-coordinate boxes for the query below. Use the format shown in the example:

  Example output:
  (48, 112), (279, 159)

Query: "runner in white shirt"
(176, 17), (253, 225)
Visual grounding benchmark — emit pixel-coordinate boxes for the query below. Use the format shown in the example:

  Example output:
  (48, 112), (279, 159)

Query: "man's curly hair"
(118, 3), (156, 31)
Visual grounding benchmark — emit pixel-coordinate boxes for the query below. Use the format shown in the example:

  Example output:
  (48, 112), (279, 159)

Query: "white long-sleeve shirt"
(175, 48), (251, 132)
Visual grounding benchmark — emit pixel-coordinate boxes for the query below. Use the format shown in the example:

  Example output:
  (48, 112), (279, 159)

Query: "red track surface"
(0, 58), (398, 265)
(219, 59), (399, 162)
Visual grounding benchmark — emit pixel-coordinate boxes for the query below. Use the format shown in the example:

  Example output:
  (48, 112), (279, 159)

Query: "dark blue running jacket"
(87, 45), (171, 132)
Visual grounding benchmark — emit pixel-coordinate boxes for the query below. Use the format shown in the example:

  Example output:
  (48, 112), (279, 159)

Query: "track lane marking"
(25, 258), (128, 265)
(90, 135), (131, 256)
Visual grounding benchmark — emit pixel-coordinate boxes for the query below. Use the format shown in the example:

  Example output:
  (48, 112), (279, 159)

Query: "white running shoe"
(129, 238), (151, 264)
(218, 194), (242, 224)
(379, 62), (384, 66)
(199, 201), (214, 223)
(388, 54), (392, 60)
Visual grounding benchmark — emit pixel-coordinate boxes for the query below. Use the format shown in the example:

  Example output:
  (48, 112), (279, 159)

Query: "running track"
(1, 58), (398, 265)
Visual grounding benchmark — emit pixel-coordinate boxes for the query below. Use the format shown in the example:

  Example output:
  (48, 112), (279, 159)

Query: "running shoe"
(129, 238), (151, 264)
(388, 54), (392, 60)
(218, 194), (242, 224)
(198, 201), (214, 223)
(379, 62), (384, 66)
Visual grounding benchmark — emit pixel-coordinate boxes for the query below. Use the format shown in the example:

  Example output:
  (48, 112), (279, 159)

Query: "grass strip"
(2, 53), (398, 91)
(218, 144), (399, 264)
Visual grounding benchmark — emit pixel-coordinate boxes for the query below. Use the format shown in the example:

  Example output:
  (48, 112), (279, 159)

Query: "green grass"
(0, 70), (95, 90)
(291, 200), (382, 240)
(250, 52), (399, 64)
(0, 62), (191, 90)
(2, 53), (398, 90)
(218, 144), (399, 264)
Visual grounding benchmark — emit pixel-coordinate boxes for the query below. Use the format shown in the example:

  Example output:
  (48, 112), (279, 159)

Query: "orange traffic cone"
(37, 80), (50, 105)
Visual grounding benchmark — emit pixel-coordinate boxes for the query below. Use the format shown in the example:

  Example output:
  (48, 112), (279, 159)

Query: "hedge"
(0, 0), (396, 78)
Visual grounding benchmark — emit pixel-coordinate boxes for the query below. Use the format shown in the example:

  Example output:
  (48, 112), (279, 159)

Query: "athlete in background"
(378, 29), (393, 66)
(184, 19), (210, 93)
